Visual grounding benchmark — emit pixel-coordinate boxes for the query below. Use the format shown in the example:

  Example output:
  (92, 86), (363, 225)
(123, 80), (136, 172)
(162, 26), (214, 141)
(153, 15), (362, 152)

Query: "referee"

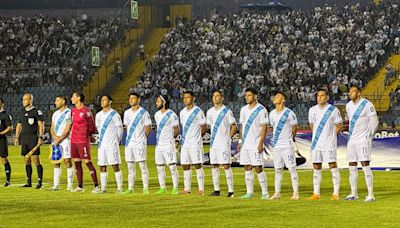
(0, 98), (13, 187)
(14, 93), (44, 189)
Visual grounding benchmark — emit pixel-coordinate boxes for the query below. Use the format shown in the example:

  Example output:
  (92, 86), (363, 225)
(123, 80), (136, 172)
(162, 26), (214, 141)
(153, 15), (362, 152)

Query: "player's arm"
(50, 122), (59, 142)
(200, 124), (207, 136)
(335, 123), (343, 135)
(14, 123), (22, 145)
(369, 114), (379, 138)
(0, 116), (12, 135)
(229, 123), (237, 138)
(145, 125), (151, 137)
(292, 124), (297, 138)
(258, 123), (268, 153)
(173, 126), (180, 138)
(87, 111), (96, 135)
(58, 122), (72, 143)
(37, 120), (44, 144)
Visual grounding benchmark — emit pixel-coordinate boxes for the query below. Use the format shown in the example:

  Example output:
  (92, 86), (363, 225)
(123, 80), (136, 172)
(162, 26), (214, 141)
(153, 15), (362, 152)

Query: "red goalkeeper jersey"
(71, 106), (96, 144)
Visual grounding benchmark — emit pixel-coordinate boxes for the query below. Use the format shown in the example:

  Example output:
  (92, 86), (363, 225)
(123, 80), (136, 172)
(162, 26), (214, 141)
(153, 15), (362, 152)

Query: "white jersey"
(95, 109), (123, 149)
(269, 107), (297, 148)
(308, 104), (342, 151)
(180, 105), (206, 149)
(124, 107), (152, 148)
(239, 103), (269, 150)
(206, 105), (236, 150)
(51, 108), (72, 147)
(346, 98), (377, 143)
(154, 109), (179, 147)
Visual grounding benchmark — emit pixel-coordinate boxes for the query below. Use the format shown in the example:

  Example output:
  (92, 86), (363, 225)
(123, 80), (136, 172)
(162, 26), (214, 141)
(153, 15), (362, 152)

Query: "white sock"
(115, 171), (123, 191)
(196, 167), (204, 191)
(157, 165), (166, 189)
(127, 162), (136, 191)
(169, 164), (179, 189)
(245, 170), (254, 195)
(362, 166), (374, 197)
(274, 168), (283, 194)
(331, 168), (341, 195)
(184, 169), (192, 192)
(139, 161), (149, 190)
(288, 167), (299, 194)
(257, 171), (268, 195)
(212, 167), (220, 191)
(313, 169), (322, 195)
(67, 167), (74, 189)
(100, 172), (108, 191)
(225, 168), (234, 193)
(54, 167), (61, 187)
(349, 165), (358, 196)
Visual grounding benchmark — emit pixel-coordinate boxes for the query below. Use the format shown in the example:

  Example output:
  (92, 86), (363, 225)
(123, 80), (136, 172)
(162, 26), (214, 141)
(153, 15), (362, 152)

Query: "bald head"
(22, 93), (33, 108)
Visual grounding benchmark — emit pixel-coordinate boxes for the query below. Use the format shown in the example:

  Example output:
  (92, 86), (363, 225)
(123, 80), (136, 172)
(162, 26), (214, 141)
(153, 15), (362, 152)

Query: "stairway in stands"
(110, 28), (170, 112)
(82, 28), (144, 103)
(363, 54), (400, 112)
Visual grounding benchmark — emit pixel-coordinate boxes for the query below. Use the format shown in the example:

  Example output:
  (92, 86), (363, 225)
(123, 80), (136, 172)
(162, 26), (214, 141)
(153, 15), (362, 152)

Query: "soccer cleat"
(122, 189), (133, 194)
(143, 189), (149, 195)
(239, 194), (253, 199)
(197, 190), (205, 196)
(330, 194), (340, 201)
(35, 183), (42, 189)
(261, 194), (270, 200)
(21, 183), (32, 188)
(269, 193), (281, 200)
(91, 186), (101, 193)
(180, 190), (191, 195)
(291, 193), (300, 200)
(72, 187), (85, 192)
(4, 182), (10, 187)
(171, 188), (179, 195)
(209, 191), (220, 196)
(344, 194), (359, 201)
(49, 186), (60, 191)
(66, 186), (73, 192)
(155, 188), (167, 194)
(227, 192), (234, 198)
(307, 194), (321, 201)
(364, 196), (375, 203)
(115, 190), (123, 194)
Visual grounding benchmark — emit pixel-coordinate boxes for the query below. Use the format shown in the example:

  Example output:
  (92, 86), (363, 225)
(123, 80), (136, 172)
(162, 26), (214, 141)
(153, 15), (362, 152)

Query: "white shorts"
(272, 147), (296, 169)
(210, 148), (231, 165)
(60, 141), (71, 159)
(125, 146), (147, 162)
(180, 147), (203, 165)
(347, 141), (372, 162)
(311, 149), (337, 163)
(239, 148), (263, 166)
(155, 144), (177, 165)
(98, 147), (121, 166)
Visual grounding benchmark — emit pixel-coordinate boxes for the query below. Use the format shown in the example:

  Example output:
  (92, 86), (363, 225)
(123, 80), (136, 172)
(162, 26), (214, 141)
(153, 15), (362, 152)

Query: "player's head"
(101, 95), (113, 109)
(212, 90), (224, 105)
(244, 88), (258, 104)
(348, 85), (362, 101)
(273, 91), (286, 106)
(129, 92), (141, 107)
(156, 95), (170, 110)
(71, 92), (85, 105)
(316, 88), (329, 105)
(182, 91), (195, 106)
(22, 93), (33, 108)
(55, 95), (68, 109)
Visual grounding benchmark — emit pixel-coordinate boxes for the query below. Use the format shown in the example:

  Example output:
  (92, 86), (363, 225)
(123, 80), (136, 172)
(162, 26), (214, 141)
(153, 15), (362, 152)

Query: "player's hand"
(237, 143), (241, 152)
(257, 143), (264, 153)
(14, 137), (19, 146)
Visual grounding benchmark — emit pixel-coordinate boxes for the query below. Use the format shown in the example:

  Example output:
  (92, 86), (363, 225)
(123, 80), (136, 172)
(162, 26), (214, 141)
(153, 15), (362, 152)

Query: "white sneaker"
(364, 195), (375, 203)
(72, 187), (85, 192)
(66, 186), (73, 192)
(344, 194), (359, 201)
(269, 192), (281, 200)
(49, 186), (60, 191)
(92, 186), (101, 194)
(291, 192), (300, 200)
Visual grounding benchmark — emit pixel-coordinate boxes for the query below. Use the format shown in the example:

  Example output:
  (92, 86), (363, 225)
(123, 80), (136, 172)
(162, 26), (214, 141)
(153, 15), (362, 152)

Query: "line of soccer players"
(0, 85), (378, 202)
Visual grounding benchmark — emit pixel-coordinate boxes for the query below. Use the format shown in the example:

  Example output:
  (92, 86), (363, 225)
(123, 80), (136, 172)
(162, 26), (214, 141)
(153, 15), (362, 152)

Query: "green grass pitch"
(0, 145), (399, 227)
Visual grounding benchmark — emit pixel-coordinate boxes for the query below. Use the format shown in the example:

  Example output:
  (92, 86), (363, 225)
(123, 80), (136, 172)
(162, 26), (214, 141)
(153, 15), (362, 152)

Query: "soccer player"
(123, 92), (151, 194)
(180, 91), (207, 195)
(238, 88), (269, 199)
(95, 95), (123, 193)
(308, 88), (342, 201)
(269, 92), (299, 200)
(0, 98), (12, 186)
(70, 92), (98, 193)
(345, 86), (378, 202)
(206, 91), (237, 197)
(154, 95), (180, 194)
(49, 95), (73, 191)
(14, 93), (44, 189)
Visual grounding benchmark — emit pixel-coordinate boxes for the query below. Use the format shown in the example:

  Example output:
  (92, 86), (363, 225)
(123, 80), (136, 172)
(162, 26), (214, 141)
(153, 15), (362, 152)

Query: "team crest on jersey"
(79, 112), (84, 117)
(28, 118), (35, 125)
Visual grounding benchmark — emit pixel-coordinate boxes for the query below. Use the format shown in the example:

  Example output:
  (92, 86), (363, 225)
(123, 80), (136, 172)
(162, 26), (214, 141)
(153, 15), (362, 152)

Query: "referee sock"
(362, 166), (374, 197)
(75, 161), (83, 188)
(4, 162), (11, 182)
(26, 164), (32, 184)
(331, 168), (341, 196)
(36, 165), (43, 184)
(313, 169), (322, 195)
(211, 167), (220, 191)
(85, 162), (98, 187)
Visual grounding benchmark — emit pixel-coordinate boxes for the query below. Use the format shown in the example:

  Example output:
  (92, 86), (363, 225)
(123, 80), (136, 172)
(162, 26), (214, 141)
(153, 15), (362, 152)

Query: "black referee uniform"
(0, 109), (12, 185)
(18, 107), (44, 187)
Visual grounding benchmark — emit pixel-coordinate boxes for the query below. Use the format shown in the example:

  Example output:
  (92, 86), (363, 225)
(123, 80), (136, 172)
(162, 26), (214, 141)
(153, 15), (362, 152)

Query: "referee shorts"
(21, 136), (40, 156)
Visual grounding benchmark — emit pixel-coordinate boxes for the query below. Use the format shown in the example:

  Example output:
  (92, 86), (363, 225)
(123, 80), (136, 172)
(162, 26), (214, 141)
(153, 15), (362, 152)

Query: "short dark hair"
(73, 91), (85, 103)
(212, 90), (224, 96)
(129, 92), (141, 99)
(102, 95), (113, 102)
(56, 95), (68, 104)
(275, 91), (287, 100)
(159, 95), (170, 109)
(245, 88), (258, 95)
(183, 90), (195, 97)
(0, 97), (3, 104)
(350, 85), (362, 92)
(316, 88), (329, 96)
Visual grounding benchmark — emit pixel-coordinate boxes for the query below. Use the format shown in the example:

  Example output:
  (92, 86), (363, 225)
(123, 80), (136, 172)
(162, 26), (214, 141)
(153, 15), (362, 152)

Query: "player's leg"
(271, 149), (284, 199)
(124, 146), (135, 194)
(32, 155), (43, 189)
(191, 147), (204, 195)
(328, 161), (340, 201)
(112, 164), (123, 193)
(239, 149), (254, 198)
(98, 166), (108, 193)
(1, 156), (11, 187)
(361, 160), (374, 202)
(209, 148), (220, 196)
(82, 144), (99, 190)
(282, 148), (299, 200)
(64, 158), (73, 191)
(71, 143), (84, 192)
(21, 143), (32, 187)
(253, 151), (268, 200)
(165, 147), (179, 194)
(135, 148), (149, 194)
(108, 148), (123, 193)
(155, 147), (167, 193)
(51, 163), (62, 190)
(223, 164), (234, 197)
(181, 148), (192, 194)
(309, 150), (322, 200)
(346, 142), (359, 200)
